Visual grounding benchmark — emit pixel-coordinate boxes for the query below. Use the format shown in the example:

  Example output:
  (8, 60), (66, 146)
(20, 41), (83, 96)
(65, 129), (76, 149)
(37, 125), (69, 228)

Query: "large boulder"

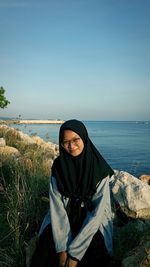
(0, 125), (58, 176)
(0, 124), (36, 145)
(0, 125), (59, 156)
(110, 170), (150, 219)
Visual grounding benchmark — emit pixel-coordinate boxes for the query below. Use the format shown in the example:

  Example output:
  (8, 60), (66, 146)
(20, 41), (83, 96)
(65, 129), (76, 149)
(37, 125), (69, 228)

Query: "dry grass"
(0, 126), (55, 266)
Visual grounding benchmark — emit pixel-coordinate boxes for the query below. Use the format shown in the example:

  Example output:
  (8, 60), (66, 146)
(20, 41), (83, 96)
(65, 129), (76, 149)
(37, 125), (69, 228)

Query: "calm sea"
(12, 121), (150, 177)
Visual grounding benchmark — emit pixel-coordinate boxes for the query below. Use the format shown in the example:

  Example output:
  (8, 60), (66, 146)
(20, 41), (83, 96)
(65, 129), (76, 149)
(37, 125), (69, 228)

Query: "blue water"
(12, 121), (150, 177)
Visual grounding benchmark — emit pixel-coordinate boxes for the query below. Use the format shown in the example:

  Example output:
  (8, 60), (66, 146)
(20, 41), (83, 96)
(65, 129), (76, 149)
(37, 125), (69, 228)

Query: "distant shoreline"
(0, 119), (64, 125)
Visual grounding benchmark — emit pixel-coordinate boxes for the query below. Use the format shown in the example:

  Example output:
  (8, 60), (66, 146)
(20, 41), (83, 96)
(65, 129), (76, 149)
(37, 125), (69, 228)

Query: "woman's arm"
(58, 251), (68, 267)
(65, 258), (78, 267)
(49, 176), (72, 253)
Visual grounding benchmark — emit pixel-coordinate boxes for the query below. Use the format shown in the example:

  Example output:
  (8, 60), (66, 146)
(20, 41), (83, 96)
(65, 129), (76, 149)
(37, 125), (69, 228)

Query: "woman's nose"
(68, 140), (75, 148)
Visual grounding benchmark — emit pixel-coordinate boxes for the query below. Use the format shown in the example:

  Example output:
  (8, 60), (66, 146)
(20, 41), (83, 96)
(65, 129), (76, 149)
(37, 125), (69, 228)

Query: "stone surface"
(0, 124), (36, 145)
(0, 137), (6, 147)
(18, 131), (36, 145)
(110, 170), (150, 219)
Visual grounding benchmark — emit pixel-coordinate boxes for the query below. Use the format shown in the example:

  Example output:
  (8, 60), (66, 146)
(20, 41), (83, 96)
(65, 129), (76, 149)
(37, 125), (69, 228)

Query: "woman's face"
(61, 129), (84, 157)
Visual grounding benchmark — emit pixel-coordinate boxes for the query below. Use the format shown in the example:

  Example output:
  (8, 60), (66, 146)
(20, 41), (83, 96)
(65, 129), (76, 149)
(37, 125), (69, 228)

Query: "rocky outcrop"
(1, 124), (150, 267)
(0, 124), (59, 160)
(0, 124), (36, 145)
(111, 171), (150, 266)
(0, 124), (59, 179)
(110, 170), (150, 219)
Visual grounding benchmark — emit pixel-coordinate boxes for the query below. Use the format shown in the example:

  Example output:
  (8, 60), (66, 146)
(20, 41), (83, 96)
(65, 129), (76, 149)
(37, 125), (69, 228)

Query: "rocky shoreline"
(0, 124), (150, 267)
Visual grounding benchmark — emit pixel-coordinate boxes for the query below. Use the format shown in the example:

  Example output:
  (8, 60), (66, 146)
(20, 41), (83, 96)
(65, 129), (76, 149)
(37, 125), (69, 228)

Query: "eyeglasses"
(61, 137), (81, 148)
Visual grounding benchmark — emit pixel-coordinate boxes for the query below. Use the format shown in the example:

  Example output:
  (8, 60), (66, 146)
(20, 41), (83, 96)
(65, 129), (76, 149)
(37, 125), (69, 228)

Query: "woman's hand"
(65, 258), (78, 267)
(58, 251), (67, 267)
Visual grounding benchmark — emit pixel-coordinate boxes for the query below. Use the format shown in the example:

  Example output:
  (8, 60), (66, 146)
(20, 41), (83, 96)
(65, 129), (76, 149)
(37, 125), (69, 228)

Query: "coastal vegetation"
(0, 87), (10, 109)
(0, 125), (58, 267)
(0, 125), (150, 267)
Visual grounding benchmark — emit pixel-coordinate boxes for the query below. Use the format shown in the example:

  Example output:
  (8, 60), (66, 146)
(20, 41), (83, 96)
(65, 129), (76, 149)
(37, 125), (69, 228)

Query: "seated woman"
(30, 119), (114, 267)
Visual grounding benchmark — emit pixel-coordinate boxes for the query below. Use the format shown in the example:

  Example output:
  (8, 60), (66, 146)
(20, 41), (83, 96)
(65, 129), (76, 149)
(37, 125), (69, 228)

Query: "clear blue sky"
(0, 0), (150, 121)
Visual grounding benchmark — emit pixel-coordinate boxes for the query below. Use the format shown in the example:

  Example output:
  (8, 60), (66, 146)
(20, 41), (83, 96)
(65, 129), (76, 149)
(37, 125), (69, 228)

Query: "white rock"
(0, 124), (36, 145)
(18, 131), (36, 145)
(110, 170), (150, 219)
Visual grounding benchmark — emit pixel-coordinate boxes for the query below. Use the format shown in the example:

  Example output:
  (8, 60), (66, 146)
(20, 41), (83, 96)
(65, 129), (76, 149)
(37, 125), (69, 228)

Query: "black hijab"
(52, 119), (114, 235)
(52, 119), (114, 197)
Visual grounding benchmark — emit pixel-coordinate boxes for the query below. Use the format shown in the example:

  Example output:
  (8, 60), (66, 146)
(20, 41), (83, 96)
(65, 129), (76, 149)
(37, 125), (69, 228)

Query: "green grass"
(0, 160), (49, 267)
(0, 126), (52, 266)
